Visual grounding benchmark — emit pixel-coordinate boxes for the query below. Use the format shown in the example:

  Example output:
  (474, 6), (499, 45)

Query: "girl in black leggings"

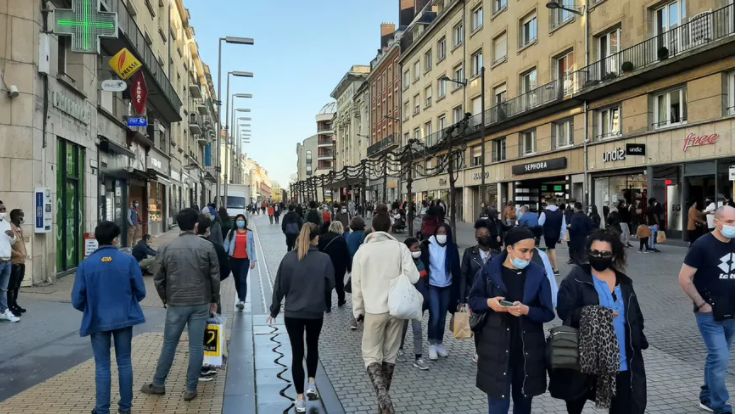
(268, 222), (335, 413)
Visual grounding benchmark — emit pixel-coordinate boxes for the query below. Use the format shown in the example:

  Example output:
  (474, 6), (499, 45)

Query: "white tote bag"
(387, 247), (424, 320)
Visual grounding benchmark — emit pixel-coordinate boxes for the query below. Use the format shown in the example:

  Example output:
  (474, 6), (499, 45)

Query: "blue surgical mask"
(720, 225), (735, 239)
(511, 257), (530, 270)
(236, 220), (246, 229)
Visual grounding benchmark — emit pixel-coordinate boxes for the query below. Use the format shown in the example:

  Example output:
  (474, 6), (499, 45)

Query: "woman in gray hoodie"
(268, 222), (335, 413)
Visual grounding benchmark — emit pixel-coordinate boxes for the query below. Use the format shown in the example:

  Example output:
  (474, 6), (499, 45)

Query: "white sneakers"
(428, 345), (438, 360)
(436, 343), (449, 358)
(0, 309), (19, 323)
(236, 301), (245, 311)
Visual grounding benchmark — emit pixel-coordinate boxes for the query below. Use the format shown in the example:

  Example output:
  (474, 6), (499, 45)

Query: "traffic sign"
(109, 47), (142, 80)
(127, 116), (148, 128)
(101, 79), (127, 92)
(131, 72), (148, 115)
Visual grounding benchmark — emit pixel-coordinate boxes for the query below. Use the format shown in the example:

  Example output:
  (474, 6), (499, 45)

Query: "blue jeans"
(648, 224), (658, 249)
(696, 312), (735, 414)
(487, 358), (532, 414)
(230, 258), (250, 302)
(153, 304), (210, 392)
(427, 285), (451, 345)
(90, 327), (133, 414)
(0, 261), (10, 312)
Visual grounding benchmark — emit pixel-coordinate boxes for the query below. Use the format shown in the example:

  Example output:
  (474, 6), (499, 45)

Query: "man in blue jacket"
(72, 221), (146, 414)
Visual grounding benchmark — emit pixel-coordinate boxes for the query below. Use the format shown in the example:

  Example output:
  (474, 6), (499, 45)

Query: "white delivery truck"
(220, 184), (250, 218)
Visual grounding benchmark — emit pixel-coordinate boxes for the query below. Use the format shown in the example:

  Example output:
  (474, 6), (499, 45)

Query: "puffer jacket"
(154, 232), (220, 306)
(468, 252), (555, 398)
(551, 265), (648, 414)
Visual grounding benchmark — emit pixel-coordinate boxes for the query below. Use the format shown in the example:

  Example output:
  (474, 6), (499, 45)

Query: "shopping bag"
(657, 231), (667, 244)
(203, 316), (225, 367)
(387, 272), (423, 320)
(452, 308), (473, 340)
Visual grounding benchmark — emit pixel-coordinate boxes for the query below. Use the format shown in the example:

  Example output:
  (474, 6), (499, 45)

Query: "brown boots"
(366, 362), (395, 414)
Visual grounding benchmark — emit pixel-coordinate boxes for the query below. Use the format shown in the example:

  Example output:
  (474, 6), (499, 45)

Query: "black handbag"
(469, 312), (487, 332)
(546, 324), (580, 371)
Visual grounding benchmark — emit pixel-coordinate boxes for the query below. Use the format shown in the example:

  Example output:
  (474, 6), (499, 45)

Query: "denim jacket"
(225, 229), (257, 262)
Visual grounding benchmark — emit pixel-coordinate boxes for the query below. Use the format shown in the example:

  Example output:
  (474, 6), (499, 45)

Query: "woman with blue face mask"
(225, 214), (256, 310)
(468, 227), (555, 414)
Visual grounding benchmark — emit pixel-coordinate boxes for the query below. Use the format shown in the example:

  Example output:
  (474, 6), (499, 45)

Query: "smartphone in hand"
(499, 300), (515, 307)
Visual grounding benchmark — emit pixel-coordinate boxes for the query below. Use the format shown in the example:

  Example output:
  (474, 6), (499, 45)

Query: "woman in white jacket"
(351, 207), (419, 414)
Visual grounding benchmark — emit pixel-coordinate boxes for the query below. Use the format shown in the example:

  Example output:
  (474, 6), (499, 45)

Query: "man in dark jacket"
(305, 201), (322, 226)
(72, 221), (146, 414)
(538, 201), (566, 275)
(568, 202), (595, 265)
(282, 205), (304, 252)
(141, 208), (220, 402)
(132, 234), (157, 274)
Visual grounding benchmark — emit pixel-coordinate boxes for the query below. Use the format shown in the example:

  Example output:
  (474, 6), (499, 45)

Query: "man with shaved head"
(679, 205), (735, 414)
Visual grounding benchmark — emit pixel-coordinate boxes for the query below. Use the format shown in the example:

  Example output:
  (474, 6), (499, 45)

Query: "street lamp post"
(223, 71), (253, 207)
(216, 36), (253, 209)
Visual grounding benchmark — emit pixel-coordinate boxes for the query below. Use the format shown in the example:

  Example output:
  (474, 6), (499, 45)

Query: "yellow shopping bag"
(203, 316), (225, 367)
(452, 308), (473, 340)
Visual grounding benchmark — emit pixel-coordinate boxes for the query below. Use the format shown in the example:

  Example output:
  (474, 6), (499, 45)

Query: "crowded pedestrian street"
(0, 212), (731, 413)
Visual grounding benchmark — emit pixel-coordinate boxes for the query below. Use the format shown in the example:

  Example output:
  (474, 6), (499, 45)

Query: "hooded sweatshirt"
(350, 231), (420, 318)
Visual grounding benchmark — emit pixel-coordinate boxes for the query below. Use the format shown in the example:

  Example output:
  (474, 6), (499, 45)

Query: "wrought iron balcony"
(367, 134), (397, 158)
(188, 114), (202, 135)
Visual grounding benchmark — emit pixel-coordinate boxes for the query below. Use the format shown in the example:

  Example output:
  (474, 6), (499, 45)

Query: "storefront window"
(594, 174), (648, 211)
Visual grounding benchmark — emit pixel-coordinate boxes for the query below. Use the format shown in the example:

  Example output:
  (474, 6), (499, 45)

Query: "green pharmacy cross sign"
(53, 0), (118, 54)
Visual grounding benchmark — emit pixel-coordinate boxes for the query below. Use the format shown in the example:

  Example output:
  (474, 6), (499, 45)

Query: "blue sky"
(188, 1), (397, 188)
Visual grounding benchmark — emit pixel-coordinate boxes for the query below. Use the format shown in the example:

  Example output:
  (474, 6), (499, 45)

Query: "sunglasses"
(589, 250), (614, 259)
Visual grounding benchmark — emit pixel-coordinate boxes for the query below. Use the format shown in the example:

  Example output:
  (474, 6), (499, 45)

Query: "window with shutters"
(520, 129), (536, 155)
(471, 145), (482, 166)
(552, 118), (574, 149)
(492, 137), (507, 162)
(493, 32), (507, 65)
(520, 13), (537, 48)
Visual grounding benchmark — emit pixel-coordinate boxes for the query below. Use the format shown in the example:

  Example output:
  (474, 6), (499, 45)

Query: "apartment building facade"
(331, 65), (371, 172)
(398, 0), (734, 239)
(0, 0), (217, 284)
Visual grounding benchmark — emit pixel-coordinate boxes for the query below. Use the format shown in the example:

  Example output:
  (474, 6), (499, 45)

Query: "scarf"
(578, 305), (620, 408)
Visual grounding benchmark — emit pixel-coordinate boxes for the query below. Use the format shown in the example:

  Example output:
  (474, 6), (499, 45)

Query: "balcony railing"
(485, 78), (565, 125)
(367, 134), (397, 157)
(573, 4), (734, 93)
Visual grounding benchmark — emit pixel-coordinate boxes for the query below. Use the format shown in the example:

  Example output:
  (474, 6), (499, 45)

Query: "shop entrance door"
(56, 138), (85, 272)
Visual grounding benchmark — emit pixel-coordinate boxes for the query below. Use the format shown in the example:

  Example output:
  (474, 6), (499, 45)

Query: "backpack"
(285, 221), (300, 235)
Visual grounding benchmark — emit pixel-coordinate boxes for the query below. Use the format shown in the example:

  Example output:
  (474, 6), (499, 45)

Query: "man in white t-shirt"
(704, 199), (717, 232)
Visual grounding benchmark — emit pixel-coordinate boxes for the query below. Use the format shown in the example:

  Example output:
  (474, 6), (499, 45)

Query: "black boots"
(366, 362), (394, 414)
(382, 362), (395, 391)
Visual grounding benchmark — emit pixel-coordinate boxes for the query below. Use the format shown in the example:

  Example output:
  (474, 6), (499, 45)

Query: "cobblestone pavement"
(0, 229), (240, 413)
(249, 213), (734, 414)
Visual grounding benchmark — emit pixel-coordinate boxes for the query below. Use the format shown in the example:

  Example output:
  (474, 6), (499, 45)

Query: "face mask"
(342, 209), (347, 213)
(236, 220), (246, 229)
(411, 251), (422, 259)
(477, 236), (492, 247)
(18, 217), (24, 224)
(511, 257), (530, 270)
(435, 234), (448, 244)
(0, 213), (6, 221)
(720, 225), (735, 239)
(589, 256), (614, 272)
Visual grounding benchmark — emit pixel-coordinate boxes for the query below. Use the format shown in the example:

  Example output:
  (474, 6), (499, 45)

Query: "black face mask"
(477, 236), (492, 247)
(589, 255), (613, 271)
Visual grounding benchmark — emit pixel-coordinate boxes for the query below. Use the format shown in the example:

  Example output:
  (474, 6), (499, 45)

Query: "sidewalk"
(0, 227), (239, 414)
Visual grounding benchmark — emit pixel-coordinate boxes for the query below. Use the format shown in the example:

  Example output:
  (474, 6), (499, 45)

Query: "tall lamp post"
(216, 36), (253, 209)
(223, 71), (253, 207)
(546, 0), (590, 205)
(231, 93), (253, 157)
(225, 107), (251, 203)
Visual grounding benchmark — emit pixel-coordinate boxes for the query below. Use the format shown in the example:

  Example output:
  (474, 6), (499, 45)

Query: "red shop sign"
(130, 72), (148, 115)
(683, 132), (719, 152)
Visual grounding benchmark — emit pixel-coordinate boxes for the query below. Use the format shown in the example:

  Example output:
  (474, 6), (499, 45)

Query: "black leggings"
(639, 238), (648, 251)
(326, 271), (346, 309)
(565, 371), (633, 414)
(284, 317), (323, 394)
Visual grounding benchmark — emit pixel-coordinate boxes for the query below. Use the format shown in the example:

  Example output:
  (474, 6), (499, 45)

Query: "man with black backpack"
(282, 205), (304, 251)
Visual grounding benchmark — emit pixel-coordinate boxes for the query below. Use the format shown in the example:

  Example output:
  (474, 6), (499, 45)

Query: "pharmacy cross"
(53, 0), (118, 54)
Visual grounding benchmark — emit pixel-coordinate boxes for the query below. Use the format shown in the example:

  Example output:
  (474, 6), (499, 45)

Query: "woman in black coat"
(551, 229), (647, 414)
(468, 227), (555, 414)
(318, 221), (351, 311)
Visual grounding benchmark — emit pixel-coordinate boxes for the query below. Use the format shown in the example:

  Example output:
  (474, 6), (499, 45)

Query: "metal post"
(448, 128), (457, 236)
(224, 73), (231, 208)
(583, 2), (591, 207)
(479, 67), (486, 213)
(382, 156), (388, 204)
(215, 39), (223, 207)
(407, 142), (415, 236)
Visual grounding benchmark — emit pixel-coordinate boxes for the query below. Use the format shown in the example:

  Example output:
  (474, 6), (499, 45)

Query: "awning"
(98, 135), (134, 157)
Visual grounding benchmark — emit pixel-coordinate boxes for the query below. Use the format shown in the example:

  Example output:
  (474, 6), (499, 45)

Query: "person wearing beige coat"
(351, 210), (419, 414)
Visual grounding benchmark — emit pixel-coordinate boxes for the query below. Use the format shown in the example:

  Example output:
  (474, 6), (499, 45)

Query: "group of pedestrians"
(0, 201), (27, 323)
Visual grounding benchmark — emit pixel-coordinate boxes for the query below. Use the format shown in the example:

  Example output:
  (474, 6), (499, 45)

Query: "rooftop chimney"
(399, 0), (416, 30)
(380, 23), (396, 49)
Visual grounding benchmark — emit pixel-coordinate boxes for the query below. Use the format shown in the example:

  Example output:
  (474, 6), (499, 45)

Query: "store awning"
(98, 135), (134, 157)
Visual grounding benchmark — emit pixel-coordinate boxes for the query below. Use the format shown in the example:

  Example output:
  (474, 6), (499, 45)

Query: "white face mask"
(342, 209), (347, 213)
(0, 212), (6, 221)
(411, 251), (422, 259)
(435, 234), (448, 244)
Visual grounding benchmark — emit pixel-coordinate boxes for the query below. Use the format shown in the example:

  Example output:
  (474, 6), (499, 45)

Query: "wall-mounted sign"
(603, 148), (626, 162)
(53, 0), (118, 54)
(34, 187), (52, 233)
(130, 72), (148, 115)
(127, 116), (147, 128)
(84, 232), (99, 257)
(101, 79), (127, 92)
(472, 171), (490, 181)
(512, 157), (567, 175)
(683, 133), (719, 152)
(626, 143), (646, 156)
(52, 90), (91, 124)
(109, 47), (142, 80)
